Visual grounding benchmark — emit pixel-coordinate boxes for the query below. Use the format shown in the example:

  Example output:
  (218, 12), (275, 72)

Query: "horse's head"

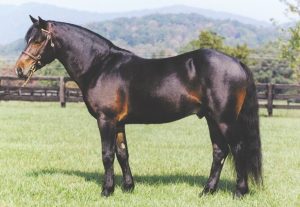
(15, 16), (56, 79)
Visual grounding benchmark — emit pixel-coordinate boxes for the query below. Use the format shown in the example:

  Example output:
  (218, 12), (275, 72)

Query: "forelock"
(25, 26), (34, 42)
(25, 24), (41, 43)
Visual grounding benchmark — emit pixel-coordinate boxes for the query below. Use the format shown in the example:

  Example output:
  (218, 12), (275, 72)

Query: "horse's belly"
(126, 94), (202, 124)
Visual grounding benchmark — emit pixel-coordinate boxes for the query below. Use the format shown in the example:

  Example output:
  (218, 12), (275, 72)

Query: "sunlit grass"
(0, 101), (299, 207)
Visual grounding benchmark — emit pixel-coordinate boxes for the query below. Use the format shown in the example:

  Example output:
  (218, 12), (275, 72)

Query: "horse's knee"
(117, 149), (127, 161)
(102, 152), (114, 167)
(213, 144), (229, 162)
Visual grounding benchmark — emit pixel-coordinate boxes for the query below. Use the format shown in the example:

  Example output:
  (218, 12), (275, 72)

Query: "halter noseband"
(21, 28), (54, 87)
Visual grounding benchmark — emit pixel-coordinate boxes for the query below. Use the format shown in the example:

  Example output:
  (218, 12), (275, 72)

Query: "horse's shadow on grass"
(28, 168), (235, 193)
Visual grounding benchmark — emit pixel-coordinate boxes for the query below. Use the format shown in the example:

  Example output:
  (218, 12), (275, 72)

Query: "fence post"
(267, 83), (273, 116)
(59, 76), (66, 107)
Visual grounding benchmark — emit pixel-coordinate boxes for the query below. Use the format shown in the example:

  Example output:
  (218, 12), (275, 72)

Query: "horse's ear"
(37, 16), (47, 29)
(29, 15), (38, 24)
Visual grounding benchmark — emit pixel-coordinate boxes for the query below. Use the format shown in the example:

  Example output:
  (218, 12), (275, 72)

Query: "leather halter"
(22, 28), (54, 66)
(21, 28), (54, 87)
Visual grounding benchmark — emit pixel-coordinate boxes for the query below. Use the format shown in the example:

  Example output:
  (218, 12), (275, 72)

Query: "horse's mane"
(50, 21), (134, 55)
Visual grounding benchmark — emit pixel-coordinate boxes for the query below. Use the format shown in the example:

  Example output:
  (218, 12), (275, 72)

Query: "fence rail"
(1, 76), (300, 116)
(0, 76), (82, 107)
(256, 83), (300, 115)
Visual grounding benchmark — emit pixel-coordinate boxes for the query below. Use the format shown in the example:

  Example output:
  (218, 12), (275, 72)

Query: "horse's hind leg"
(115, 125), (134, 192)
(200, 116), (229, 196)
(228, 140), (249, 198)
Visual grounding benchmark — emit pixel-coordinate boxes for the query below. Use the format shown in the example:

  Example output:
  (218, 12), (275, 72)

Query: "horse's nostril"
(16, 68), (24, 77)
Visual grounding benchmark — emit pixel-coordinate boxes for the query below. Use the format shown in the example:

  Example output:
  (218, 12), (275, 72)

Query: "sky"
(0, 0), (293, 23)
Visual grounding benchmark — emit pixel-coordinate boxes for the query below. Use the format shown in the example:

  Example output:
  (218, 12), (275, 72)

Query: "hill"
(134, 5), (270, 27)
(0, 39), (24, 59)
(0, 3), (272, 45)
(0, 3), (112, 44)
(0, 13), (278, 59)
(86, 13), (278, 57)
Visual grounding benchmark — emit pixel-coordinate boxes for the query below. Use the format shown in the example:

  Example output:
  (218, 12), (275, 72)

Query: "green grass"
(0, 101), (299, 207)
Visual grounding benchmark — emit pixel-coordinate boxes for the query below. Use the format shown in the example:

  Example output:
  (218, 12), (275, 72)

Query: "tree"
(181, 30), (296, 84)
(180, 30), (252, 65)
(252, 42), (296, 84)
(279, 0), (300, 81)
(193, 30), (225, 50)
(36, 60), (68, 77)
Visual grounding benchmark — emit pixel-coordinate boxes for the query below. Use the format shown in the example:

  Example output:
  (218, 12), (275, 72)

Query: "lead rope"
(18, 66), (35, 96)
(21, 65), (37, 88)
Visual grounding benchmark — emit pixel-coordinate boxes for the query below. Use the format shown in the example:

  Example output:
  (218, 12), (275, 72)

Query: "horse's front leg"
(97, 117), (117, 197)
(116, 125), (134, 192)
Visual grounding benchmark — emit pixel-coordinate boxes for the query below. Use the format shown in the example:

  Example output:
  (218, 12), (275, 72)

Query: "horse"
(14, 16), (262, 198)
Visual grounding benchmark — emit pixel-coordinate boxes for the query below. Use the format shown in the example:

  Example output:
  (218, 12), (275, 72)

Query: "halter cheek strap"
(22, 29), (54, 64)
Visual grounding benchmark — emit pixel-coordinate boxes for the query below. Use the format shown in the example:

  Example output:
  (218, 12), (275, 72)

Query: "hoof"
(101, 187), (114, 197)
(199, 187), (216, 197)
(233, 188), (249, 199)
(122, 182), (135, 192)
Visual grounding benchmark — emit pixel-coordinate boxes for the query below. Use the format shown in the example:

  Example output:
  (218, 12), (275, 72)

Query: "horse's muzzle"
(16, 67), (27, 79)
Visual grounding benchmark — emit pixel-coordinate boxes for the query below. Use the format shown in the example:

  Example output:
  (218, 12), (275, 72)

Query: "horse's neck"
(54, 24), (111, 89)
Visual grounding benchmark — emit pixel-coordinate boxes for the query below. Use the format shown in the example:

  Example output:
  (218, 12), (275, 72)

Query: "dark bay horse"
(14, 16), (262, 197)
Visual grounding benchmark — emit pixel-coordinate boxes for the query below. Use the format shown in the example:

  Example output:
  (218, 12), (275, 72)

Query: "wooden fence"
(0, 76), (82, 107)
(1, 76), (300, 116)
(256, 83), (300, 116)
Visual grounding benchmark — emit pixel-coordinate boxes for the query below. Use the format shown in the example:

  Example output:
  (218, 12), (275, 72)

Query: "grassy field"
(0, 101), (299, 207)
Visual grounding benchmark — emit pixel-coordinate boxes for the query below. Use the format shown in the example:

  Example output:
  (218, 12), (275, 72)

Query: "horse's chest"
(84, 82), (128, 121)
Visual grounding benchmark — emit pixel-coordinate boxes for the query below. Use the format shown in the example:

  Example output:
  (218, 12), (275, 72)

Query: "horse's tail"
(236, 62), (263, 185)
